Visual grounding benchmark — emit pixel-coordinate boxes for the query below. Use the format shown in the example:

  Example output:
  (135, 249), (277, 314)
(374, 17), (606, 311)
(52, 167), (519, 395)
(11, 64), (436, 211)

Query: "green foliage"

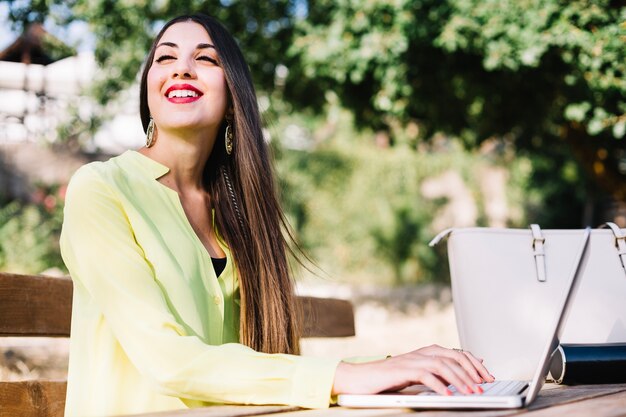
(274, 110), (531, 284)
(291, 0), (625, 202)
(437, 0), (626, 140)
(0, 186), (66, 274)
(278, 143), (439, 285)
(5, 0), (59, 28)
(520, 145), (593, 228)
(292, 0), (625, 140)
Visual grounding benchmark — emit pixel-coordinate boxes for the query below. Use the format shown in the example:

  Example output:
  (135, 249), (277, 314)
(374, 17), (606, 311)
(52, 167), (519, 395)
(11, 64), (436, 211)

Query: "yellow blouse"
(60, 150), (339, 417)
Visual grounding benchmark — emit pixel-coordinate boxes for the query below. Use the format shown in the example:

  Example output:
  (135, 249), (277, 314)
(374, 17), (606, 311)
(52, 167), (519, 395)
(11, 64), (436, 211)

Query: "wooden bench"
(0, 272), (355, 417)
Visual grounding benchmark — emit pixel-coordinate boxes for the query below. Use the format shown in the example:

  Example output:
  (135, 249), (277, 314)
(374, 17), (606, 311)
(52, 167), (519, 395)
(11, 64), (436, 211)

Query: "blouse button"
(213, 295), (221, 305)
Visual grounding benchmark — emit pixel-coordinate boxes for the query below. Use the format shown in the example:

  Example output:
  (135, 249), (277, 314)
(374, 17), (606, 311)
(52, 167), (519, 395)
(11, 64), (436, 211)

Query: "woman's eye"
(198, 56), (218, 65)
(155, 55), (175, 63)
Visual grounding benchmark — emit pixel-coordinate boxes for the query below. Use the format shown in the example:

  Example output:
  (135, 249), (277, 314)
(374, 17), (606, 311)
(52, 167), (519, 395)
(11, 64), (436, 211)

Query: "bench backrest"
(0, 272), (354, 417)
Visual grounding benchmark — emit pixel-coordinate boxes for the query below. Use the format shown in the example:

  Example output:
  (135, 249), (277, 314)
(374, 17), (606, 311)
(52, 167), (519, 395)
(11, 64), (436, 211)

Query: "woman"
(60, 13), (493, 417)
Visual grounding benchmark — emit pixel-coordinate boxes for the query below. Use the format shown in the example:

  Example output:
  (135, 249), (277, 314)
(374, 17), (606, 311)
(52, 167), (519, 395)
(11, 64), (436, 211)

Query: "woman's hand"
(331, 344), (495, 396)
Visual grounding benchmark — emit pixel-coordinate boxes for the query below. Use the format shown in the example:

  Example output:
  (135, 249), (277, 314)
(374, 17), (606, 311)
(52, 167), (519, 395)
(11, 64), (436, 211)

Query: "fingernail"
(465, 385), (473, 394)
(445, 388), (453, 396)
(477, 385), (484, 394)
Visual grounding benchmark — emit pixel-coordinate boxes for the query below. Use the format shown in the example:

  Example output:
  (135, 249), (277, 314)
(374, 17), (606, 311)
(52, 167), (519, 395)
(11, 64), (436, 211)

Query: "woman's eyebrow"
(156, 42), (216, 50)
(197, 43), (216, 50)
(156, 41), (177, 49)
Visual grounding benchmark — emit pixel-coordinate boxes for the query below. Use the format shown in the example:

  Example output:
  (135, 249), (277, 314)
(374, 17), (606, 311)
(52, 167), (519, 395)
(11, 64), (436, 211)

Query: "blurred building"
(0, 23), (144, 199)
(0, 23), (144, 150)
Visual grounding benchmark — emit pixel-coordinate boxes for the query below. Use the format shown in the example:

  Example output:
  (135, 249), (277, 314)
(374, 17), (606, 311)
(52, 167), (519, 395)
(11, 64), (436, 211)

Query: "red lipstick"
(165, 84), (203, 104)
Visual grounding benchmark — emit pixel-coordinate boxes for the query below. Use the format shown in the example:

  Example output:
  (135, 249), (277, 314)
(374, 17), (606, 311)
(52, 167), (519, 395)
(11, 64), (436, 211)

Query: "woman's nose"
(172, 58), (196, 79)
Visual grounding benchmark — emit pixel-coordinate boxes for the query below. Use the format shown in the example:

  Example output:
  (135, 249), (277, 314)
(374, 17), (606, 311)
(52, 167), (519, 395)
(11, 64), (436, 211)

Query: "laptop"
(338, 227), (591, 409)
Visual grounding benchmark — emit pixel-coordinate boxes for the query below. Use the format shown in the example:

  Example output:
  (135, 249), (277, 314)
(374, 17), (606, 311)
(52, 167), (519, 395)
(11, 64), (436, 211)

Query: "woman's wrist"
(332, 361), (356, 395)
(332, 358), (388, 395)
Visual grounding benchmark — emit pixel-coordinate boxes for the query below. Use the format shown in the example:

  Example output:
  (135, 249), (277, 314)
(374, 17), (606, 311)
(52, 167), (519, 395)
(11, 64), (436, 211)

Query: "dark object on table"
(550, 343), (626, 384)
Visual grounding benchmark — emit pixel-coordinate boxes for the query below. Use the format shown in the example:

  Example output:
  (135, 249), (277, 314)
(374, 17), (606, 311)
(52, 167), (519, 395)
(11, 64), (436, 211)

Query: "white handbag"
(429, 223), (626, 380)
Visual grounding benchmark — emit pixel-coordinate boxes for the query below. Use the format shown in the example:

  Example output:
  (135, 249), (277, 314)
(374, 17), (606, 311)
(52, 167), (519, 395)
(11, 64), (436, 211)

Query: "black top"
(211, 257), (227, 278)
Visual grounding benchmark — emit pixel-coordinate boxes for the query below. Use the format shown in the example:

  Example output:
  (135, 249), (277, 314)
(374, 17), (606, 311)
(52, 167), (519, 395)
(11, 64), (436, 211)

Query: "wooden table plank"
(122, 406), (299, 417)
(521, 390), (626, 417)
(524, 383), (626, 412)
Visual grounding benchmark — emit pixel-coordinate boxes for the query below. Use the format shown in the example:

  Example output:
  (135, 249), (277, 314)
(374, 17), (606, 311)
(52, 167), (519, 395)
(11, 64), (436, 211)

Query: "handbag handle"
(429, 223), (626, 281)
(429, 225), (549, 282)
(530, 224), (547, 282)
(603, 222), (626, 275)
(428, 228), (453, 247)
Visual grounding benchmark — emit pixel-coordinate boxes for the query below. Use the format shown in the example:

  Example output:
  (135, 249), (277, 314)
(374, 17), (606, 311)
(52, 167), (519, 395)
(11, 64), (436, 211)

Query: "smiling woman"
(146, 24), (228, 136)
(59, 13), (493, 417)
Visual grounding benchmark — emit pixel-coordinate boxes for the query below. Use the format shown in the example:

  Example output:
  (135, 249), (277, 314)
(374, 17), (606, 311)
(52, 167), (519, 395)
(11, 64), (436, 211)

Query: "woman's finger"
(436, 349), (483, 384)
(417, 370), (453, 396)
(443, 356), (484, 394)
(425, 345), (495, 385)
(426, 356), (480, 395)
(417, 345), (488, 387)
(462, 351), (495, 383)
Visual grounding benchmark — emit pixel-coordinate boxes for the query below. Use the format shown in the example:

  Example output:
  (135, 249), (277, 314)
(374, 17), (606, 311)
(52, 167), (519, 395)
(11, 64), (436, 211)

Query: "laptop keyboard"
(448, 380), (528, 396)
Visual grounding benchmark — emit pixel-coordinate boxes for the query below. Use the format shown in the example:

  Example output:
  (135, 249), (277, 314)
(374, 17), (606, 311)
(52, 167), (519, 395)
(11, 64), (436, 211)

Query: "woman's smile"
(165, 83), (203, 104)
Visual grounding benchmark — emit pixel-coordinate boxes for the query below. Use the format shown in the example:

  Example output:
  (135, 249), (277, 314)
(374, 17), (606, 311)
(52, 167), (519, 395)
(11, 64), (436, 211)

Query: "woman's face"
(147, 21), (228, 135)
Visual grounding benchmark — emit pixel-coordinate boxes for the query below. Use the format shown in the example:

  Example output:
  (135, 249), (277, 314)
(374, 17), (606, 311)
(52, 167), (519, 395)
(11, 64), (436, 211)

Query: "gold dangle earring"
(225, 119), (234, 155)
(146, 117), (156, 148)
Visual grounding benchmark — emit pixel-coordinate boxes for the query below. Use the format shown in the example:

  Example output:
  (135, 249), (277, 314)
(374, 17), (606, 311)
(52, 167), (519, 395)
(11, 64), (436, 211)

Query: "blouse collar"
(122, 150), (170, 180)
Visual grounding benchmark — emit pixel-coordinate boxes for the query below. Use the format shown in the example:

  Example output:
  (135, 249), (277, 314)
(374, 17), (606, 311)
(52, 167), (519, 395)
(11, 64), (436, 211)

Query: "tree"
(289, 0), (626, 215)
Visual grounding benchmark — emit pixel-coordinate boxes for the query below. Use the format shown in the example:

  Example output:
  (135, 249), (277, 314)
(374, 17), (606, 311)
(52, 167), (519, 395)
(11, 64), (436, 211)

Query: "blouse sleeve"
(60, 165), (339, 408)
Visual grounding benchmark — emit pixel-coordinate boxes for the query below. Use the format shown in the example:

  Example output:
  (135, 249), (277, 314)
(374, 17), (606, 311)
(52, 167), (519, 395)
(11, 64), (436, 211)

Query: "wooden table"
(123, 383), (626, 417)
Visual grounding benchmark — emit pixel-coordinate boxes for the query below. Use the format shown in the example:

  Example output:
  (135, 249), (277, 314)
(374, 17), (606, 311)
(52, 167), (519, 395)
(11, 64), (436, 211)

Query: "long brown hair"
(139, 14), (300, 354)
